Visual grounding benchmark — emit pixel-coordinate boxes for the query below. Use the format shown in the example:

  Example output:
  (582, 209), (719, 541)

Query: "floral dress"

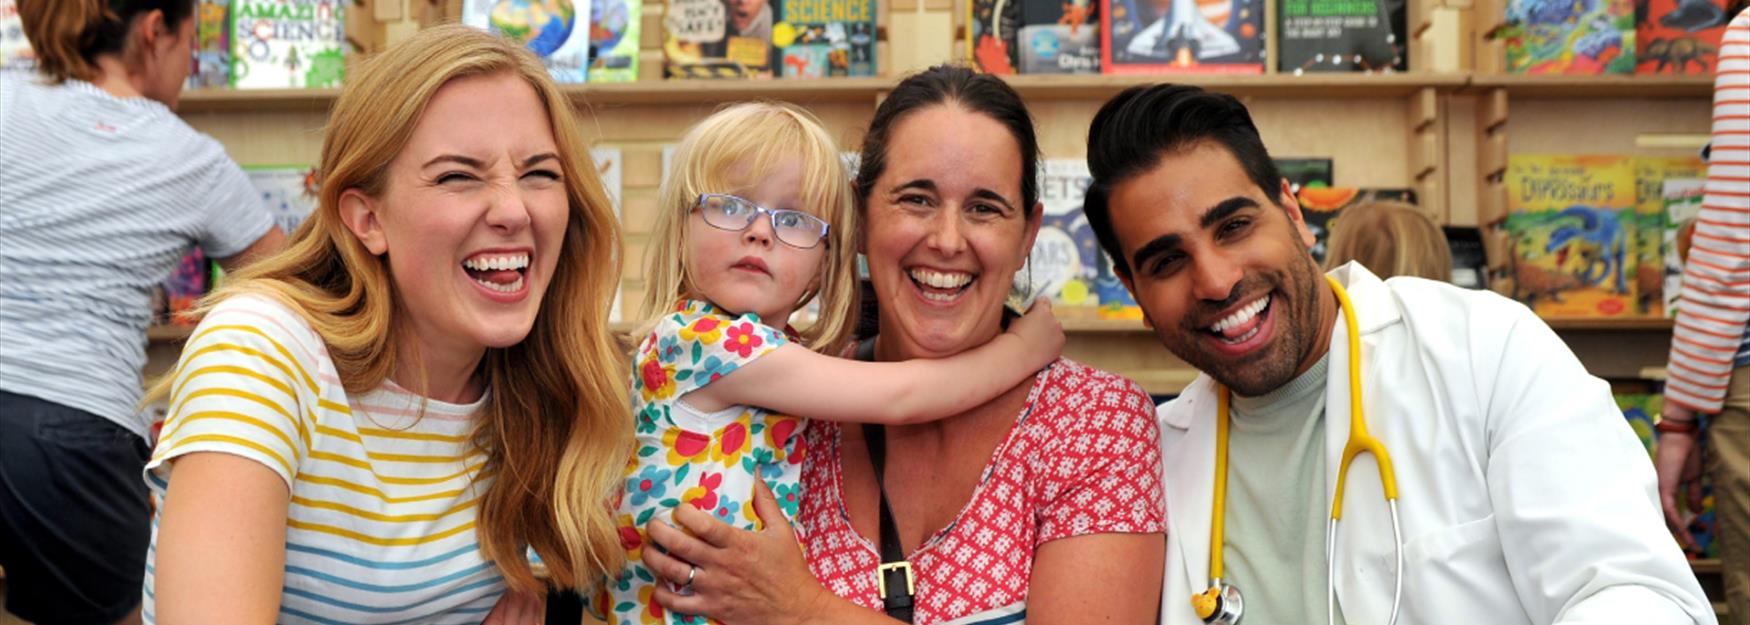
(601, 299), (808, 625)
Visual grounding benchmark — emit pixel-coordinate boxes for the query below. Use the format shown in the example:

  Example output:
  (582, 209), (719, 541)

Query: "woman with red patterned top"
(638, 65), (1167, 625)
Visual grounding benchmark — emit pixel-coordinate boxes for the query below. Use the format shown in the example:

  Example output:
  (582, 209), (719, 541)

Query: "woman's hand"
(642, 482), (833, 625)
(1655, 402), (1707, 547)
(481, 590), (542, 625)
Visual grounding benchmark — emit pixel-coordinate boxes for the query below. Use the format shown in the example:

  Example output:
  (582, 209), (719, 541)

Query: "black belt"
(863, 423), (914, 623)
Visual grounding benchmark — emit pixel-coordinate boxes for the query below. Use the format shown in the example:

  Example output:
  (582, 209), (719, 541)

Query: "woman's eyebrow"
(889, 179), (937, 194)
(970, 188), (1016, 211)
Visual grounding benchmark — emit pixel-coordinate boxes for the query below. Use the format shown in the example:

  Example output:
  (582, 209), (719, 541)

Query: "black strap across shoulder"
(862, 422), (914, 623)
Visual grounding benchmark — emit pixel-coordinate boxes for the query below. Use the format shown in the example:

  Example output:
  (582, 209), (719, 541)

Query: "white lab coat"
(1157, 263), (1717, 625)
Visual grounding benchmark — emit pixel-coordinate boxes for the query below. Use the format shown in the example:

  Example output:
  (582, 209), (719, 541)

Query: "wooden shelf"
(1468, 74), (1714, 99)
(1692, 558), (1723, 574)
(147, 325), (195, 343)
(1006, 72), (1468, 100)
(1543, 316), (1675, 331)
(179, 87), (342, 113)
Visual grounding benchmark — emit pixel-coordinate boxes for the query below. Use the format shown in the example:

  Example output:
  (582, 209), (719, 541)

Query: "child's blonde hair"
(1323, 200), (1452, 281)
(639, 102), (858, 355)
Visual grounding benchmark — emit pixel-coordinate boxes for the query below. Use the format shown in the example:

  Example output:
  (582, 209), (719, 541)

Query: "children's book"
(1101, 0), (1265, 73)
(664, 0), (775, 77)
(775, 0), (878, 77)
(1293, 186), (1417, 264)
(244, 166), (321, 236)
(1633, 156), (1706, 316)
(189, 0), (231, 88)
(1635, 0), (1732, 74)
(1019, 0), (1101, 73)
(970, 0), (1022, 73)
(1096, 254), (1142, 319)
(1501, 0), (1636, 74)
(1661, 177), (1707, 317)
(1278, 0), (1407, 73)
(162, 249), (209, 326)
(1023, 159), (1105, 311)
(463, 0), (592, 83)
(0, 0), (33, 71)
(229, 0), (348, 88)
(589, 0), (641, 81)
(1504, 155), (1637, 317)
(1275, 157), (1334, 195)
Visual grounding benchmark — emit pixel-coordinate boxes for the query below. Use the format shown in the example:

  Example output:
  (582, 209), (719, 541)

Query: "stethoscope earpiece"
(1192, 583), (1243, 625)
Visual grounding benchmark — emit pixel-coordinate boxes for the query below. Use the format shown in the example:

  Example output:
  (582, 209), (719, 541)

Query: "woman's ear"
(338, 189), (389, 255)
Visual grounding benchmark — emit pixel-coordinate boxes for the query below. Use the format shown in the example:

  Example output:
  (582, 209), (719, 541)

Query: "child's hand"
(1010, 299), (1065, 366)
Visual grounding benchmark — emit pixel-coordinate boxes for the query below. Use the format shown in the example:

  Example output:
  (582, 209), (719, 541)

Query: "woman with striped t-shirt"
(140, 25), (630, 624)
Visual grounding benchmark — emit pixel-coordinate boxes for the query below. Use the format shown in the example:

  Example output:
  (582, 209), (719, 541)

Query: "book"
(589, 0), (641, 81)
(1019, 0), (1101, 73)
(775, 0), (878, 77)
(0, 0), (35, 71)
(1101, 0), (1265, 73)
(1278, 0), (1407, 73)
(161, 249), (209, 326)
(1633, 156), (1706, 315)
(463, 0), (592, 83)
(229, 0), (348, 89)
(1096, 253), (1142, 319)
(664, 0), (775, 77)
(1661, 177), (1706, 317)
(1635, 0), (1732, 74)
(1501, 0), (1636, 74)
(188, 0), (231, 88)
(1504, 155), (1637, 317)
(1023, 159), (1105, 310)
(1275, 157), (1334, 195)
(970, 0), (1022, 73)
(244, 166), (322, 236)
(1293, 186), (1417, 264)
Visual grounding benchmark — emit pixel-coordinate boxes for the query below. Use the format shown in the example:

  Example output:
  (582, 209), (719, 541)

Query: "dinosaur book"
(1019, 0), (1101, 72)
(229, 0), (348, 88)
(774, 0), (877, 77)
(1501, 0), (1636, 74)
(1278, 0), (1407, 73)
(1661, 177), (1707, 317)
(1636, 0), (1732, 73)
(1505, 155), (1638, 317)
(1101, 0), (1265, 73)
(463, 0), (592, 82)
(1633, 156), (1705, 315)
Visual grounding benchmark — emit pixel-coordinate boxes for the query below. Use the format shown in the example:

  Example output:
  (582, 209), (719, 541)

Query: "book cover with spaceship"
(1635, 0), (1737, 73)
(1278, 0), (1407, 73)
(970, 0), (1023, 73)
(1101, 0), (1264, 73)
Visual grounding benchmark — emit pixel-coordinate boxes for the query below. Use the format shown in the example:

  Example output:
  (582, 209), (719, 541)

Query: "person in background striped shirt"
(0, 2), (285, 624)
(139, 24), (631, 625)
(1659, 8), (1750, 624)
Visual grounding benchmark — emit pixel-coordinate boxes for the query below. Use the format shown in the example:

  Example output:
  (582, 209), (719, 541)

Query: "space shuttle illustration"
(1124, 0), (1238, 61)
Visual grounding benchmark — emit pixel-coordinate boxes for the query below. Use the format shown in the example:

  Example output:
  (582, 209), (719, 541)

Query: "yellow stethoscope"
(1191, 275), (1403, 625)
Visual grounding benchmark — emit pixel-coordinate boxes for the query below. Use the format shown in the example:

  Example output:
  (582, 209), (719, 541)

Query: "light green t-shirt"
(1222, 353), (1345, 624)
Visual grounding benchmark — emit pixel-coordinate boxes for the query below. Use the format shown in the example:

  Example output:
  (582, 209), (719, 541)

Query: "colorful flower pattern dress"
(602, 299), (808, 625)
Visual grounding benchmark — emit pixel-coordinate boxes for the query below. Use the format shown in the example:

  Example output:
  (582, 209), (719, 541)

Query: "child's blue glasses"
(694, 193), (831, 249)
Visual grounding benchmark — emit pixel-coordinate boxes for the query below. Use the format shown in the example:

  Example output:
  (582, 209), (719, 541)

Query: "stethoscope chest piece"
(1193, 583), (1244, 625)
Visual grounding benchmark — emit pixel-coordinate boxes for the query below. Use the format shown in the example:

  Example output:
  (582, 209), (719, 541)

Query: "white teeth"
(1210, 295), (1270, 333)
(462, 253), (530, 272)
(908, 268), (974, 290)
(471, 274), (525, 293)
(1217, 323), (1263, 344)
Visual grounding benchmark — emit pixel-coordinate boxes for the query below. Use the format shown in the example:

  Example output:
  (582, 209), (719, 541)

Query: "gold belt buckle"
(876, 561), (915, 597)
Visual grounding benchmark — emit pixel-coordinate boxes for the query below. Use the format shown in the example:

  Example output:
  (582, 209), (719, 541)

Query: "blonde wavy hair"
(638, 102), (858, 355)
(144, 24), (628, 593)
(1323, 200), (1452, 281)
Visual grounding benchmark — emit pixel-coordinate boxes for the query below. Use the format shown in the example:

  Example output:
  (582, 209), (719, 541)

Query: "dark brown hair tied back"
(18, 0), (195, 83)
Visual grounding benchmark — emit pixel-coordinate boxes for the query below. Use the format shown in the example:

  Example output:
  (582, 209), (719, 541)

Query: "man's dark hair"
(1083, 84), (1283, 276)
(855, 64), (1041, 216)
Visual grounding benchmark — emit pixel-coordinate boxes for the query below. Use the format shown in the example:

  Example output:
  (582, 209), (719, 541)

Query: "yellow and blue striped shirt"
(142, 295), (505, 624)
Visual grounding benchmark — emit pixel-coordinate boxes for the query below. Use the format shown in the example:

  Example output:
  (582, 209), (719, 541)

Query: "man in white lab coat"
(1080, 83), (1718, 625)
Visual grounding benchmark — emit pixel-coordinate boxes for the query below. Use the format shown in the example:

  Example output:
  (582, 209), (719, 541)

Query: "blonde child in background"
(602, 102), (1062, 624)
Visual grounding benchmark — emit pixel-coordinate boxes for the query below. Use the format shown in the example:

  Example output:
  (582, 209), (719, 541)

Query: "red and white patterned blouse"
(796, 358), (1165, 625)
